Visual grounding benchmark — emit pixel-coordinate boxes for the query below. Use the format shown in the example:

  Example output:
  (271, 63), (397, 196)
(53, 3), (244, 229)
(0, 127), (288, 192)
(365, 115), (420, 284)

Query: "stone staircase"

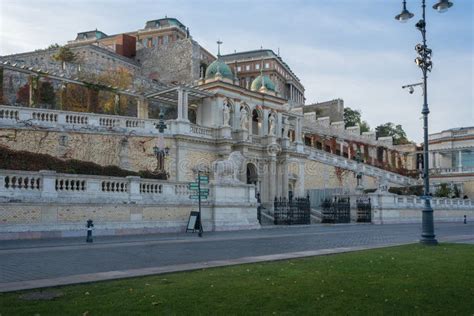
(305, 147), (419, 187)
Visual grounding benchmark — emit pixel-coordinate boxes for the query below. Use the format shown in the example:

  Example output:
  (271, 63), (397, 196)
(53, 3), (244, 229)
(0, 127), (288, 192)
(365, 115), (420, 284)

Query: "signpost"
(187, 171), (209, 237)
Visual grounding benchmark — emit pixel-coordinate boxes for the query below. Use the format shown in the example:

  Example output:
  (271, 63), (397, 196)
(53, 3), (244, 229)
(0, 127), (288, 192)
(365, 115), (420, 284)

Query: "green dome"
(205, 58), (233, 80)
(251, 75), (276, 92)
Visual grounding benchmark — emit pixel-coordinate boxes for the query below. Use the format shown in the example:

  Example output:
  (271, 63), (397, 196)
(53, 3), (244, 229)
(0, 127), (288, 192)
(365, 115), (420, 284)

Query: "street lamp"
(153, 110), (170, 179)
(395, 0), (454, 245)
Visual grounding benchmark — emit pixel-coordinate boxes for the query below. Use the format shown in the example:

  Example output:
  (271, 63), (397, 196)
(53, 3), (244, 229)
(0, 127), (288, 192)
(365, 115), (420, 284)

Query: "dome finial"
(217, 39), (223, 57)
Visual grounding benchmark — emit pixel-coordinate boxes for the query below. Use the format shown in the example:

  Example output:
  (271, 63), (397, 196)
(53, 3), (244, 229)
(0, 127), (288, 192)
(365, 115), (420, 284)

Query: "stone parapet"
(305, 147), (419, 186)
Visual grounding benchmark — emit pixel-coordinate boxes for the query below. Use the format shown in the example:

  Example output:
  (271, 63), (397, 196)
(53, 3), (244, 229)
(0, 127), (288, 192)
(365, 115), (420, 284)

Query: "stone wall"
(0, 129), (159, 173)
(136, 39), (211, 85)
(303, 159), (377, 191)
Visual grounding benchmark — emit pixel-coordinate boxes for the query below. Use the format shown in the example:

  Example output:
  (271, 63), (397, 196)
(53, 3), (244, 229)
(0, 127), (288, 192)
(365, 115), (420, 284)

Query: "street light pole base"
(419, 237), (438, 245)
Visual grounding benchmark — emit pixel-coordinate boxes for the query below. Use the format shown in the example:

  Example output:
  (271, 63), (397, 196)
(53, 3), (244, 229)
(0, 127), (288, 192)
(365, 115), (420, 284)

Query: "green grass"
(1, 243), (473, 315)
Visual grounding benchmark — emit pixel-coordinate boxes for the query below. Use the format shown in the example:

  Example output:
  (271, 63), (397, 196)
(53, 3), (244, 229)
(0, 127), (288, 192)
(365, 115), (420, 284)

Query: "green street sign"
(190, 194), (208, 200)
(188, 183), (199, 190)
(199, 188), (209, 194)
(198, 176), (209, 182)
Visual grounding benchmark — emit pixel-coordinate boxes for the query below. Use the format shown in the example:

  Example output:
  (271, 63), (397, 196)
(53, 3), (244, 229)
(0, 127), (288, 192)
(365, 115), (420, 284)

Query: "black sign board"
(186, 211), (200, 233)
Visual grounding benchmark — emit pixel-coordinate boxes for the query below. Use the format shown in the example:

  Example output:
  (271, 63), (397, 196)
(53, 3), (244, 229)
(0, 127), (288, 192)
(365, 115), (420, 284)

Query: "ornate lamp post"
(153, 111), (170, 179)
(395, 0), (453, 245)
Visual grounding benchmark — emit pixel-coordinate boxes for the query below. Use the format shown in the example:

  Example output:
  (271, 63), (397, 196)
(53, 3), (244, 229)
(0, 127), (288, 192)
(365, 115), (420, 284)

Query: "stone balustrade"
(430, 167), (474, 175)
(305, 147), (419, 186)
(0, 105), (219, 139)
(369, 193), (474, 210)
(0, 169), (198, 204)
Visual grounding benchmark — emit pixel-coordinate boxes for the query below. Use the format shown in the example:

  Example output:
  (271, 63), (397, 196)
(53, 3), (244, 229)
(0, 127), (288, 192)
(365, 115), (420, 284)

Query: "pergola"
(0, 60), (214, 120)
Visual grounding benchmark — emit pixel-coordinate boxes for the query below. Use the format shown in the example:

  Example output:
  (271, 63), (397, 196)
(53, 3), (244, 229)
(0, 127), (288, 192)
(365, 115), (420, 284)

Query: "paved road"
(0, 223), (472, 289)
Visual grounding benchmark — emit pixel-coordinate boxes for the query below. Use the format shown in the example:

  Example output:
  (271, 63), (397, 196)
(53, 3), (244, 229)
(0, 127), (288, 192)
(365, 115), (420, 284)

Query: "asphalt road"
(1, 222), (473, 287)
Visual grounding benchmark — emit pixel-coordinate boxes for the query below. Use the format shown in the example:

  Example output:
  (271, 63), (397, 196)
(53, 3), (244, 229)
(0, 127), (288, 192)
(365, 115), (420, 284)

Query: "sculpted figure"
(240, 107), (249, 130)
(212, 151), (245, 184)
(268, 114), (276, 136)
(282, 117), (290, 139)
(223, 103), (230, 127)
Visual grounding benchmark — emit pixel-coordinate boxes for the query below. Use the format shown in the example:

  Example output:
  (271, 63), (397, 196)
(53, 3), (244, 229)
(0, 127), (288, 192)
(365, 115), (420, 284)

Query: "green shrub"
(0, 145), (165, 179)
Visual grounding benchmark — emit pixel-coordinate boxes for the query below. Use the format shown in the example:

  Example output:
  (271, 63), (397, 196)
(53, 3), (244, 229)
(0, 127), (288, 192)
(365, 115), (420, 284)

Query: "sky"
(0, 0), (472, 143)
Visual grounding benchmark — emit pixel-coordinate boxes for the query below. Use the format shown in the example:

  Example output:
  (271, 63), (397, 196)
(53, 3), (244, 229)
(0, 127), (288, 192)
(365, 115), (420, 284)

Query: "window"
(163, 36), (169, 44)
(237, 66), (241, 72)
(245, 65), (250, 71)
(265, 63), (270, 69)
(255, 64), (260, 70)
(152, 37), (157, 46)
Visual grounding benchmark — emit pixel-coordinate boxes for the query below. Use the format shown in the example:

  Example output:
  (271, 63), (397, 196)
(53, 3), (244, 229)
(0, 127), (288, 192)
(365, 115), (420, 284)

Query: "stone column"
(269, 156), (277, 202)
(137, 97), (149, 119)
(458, 150), (463, 171)
(183, 90), (189, 121)
(58, 83), (67, 110)
(177, 88), (184, 120)
(28, 76), (40, 107)
(282, 158), (289, 199)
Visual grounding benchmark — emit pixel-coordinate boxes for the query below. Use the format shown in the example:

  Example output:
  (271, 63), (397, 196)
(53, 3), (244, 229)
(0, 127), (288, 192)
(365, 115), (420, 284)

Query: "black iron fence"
(273, 196), (311, 225)
(356, 197), (372, 223)
(321, 196), (351, 223)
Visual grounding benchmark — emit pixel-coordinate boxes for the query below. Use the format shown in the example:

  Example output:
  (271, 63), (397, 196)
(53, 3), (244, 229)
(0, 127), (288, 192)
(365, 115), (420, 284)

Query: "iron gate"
(321, 196), (351, 223)
(273, 196), (311, 225)
(356, 197), (372, 223)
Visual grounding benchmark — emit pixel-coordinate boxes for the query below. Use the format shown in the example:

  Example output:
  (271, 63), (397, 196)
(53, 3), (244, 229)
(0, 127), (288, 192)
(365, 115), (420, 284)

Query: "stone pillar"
(458, 150), (463, 171)
(282, 158), (289, 198)
(127, 176), (142, 202)
(269, 156), (277, 201)
(340, 142), (344, 155)
(137, 97), (149, 119)
(28, 76), (40, 107)
(177, 88), (184, 120)
(39, 170), (58, 199)
(183, 90), (189, 121)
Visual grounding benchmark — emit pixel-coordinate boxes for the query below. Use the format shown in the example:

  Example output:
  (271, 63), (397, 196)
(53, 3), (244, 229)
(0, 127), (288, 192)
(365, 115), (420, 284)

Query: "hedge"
(0, 145), (166, 180)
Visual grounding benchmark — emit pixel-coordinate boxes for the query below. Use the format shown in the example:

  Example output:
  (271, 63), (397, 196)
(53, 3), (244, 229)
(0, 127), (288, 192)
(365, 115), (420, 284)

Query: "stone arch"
(246, 162), (259, 185)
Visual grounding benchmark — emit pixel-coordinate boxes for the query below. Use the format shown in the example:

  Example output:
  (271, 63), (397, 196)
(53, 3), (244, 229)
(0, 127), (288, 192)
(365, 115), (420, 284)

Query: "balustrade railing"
(374, 193), (474, 209)
(0, 169), (204, 204)
(0, 105), (218, 139)
(305, 147), (419, 186)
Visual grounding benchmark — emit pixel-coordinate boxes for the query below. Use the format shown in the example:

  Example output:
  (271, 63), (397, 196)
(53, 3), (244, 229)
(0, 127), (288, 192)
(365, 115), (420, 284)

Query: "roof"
(144, 18), (186, 31)
(75, 30), (108, 41)
(205, 59), (234, 80)
(220, 49), (301, 82)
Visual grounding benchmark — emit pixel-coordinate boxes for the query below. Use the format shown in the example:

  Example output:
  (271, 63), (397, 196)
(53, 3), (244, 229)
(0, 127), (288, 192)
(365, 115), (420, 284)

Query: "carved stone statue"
(282, 117), (290, 139)
(240, 108), (249, 131)
(212, 151), (246, 184)
(268, 114), (276, 136)
(223, 103), (231, 127)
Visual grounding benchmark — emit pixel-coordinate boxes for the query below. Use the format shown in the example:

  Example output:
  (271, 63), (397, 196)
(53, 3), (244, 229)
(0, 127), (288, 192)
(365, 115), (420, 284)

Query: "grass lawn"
(1, 243), (473, 315)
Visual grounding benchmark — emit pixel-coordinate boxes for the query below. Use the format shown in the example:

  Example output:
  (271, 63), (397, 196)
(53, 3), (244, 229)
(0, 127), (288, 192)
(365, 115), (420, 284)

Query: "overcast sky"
(0, 0), (472, 143)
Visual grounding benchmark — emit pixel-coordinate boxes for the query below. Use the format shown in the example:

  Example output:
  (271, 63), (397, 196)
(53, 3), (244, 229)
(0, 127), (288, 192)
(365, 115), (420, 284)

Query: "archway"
(246, 163), (258, 186)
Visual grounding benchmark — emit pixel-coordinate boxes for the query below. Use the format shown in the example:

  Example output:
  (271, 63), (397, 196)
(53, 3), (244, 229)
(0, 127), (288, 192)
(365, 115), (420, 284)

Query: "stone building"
(0, 17), (438, 239)
(220, 49), (305, 105)
(427, 126), (474, 198)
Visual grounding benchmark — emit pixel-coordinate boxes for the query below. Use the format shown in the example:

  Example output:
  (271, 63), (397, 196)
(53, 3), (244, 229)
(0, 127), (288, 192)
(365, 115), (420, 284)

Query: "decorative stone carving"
(223, 100), (231, 127)
(240, 107), (249, 131)
(212, 151), (245, 184)
(268, 114), (276, 136)
(282, 117), (290, 139)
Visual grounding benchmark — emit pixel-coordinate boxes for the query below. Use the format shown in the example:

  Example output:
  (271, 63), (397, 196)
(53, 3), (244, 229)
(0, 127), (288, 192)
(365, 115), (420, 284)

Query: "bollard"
(464, 215), (467, 224)
(86, 219), (94, 243)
